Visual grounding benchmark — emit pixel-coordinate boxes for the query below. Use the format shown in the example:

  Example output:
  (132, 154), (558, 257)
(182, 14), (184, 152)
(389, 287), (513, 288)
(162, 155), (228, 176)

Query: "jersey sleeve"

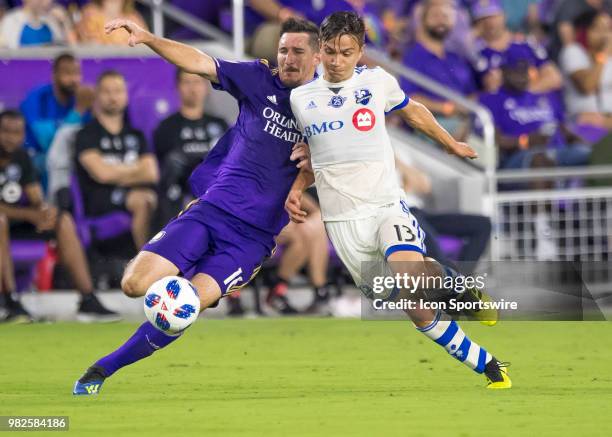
(74, 125), (97, 155)
(380, 68), (409, 113)
(213, 58), (269, 100)
(18, 149), (39, 186)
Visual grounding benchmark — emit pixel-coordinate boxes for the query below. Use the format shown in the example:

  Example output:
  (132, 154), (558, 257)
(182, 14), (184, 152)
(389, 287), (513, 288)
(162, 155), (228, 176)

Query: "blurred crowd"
(3, 0), (612, 172)
(3, 0), (612, 320)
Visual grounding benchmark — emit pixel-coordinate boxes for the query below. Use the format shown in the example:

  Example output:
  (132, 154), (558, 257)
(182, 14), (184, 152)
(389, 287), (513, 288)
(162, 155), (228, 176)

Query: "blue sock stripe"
(434, 320), (458, 346)
(416, 309), (442, 332)
(475, 348), (487, 373)
(456, 336), (472, 362)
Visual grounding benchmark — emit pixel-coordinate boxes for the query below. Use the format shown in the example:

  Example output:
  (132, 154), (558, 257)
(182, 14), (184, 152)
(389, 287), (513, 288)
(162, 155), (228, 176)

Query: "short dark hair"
(320, 11), (365, 47)
(0, 109), (24, 127)
(280, 18), (320, 51)
(53, 52), (77, 73)
(96, 69), (125, 86)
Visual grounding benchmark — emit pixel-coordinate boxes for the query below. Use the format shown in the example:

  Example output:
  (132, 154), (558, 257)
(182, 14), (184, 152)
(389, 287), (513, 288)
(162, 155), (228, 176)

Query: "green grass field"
(2, 319), (612, 436)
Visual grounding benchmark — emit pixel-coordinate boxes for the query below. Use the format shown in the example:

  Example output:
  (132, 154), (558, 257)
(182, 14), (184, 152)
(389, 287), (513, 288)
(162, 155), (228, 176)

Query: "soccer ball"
(144, 276), (200, 335)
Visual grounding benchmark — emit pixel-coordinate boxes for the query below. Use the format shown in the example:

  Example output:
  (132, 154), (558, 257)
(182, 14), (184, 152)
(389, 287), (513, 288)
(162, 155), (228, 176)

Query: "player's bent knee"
(121, 272), (150, 298)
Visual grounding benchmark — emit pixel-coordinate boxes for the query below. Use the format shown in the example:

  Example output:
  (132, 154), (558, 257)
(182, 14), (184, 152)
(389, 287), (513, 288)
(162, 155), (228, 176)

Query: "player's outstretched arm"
(399, 99), (478, 159)
(104, 19), (218, 83)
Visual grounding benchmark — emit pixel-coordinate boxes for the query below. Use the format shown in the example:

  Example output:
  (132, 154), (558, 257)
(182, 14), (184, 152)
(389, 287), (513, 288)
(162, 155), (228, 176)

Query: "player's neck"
(323, 70), (355, 84)
(180, 105), (204, 121)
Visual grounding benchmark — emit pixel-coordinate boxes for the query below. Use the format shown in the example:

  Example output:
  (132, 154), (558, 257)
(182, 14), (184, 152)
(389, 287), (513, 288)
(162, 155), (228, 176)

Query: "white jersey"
(290, 66), (409, 221)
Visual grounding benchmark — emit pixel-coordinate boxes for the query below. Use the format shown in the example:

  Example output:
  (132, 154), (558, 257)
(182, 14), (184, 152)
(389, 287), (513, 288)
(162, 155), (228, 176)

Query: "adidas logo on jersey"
(267, 95), (277, 105)
(306, 100), (317, 109)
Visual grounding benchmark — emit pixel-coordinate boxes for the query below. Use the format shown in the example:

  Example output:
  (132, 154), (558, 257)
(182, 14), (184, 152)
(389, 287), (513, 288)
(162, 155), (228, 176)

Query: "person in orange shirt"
(77, 0), (147, 45)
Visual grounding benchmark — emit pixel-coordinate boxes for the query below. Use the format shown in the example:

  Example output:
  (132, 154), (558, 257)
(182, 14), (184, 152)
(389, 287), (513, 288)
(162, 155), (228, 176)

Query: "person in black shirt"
(0, 109), (119, 322)
(75, 70), (159, 250)
(153, 69), (228, 225)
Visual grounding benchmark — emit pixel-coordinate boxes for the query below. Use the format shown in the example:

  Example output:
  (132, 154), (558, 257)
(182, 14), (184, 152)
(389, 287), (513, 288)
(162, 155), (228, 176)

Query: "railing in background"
(136, 0), (233, 46)
(495, 166), (612, 264)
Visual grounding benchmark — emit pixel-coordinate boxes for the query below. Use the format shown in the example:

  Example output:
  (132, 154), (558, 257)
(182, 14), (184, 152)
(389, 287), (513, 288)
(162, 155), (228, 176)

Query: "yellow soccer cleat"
(484, 358), (512, 389)
(461, 287), (498, 326)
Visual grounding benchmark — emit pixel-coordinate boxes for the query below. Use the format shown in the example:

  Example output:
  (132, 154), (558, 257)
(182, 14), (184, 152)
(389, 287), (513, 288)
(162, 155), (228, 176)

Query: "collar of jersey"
(320, 71), (356, 88)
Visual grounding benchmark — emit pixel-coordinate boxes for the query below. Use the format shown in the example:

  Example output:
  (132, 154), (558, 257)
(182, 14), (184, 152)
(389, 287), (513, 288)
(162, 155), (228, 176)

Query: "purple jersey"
(188, 59), (303, 235)
(473, 38), (549, 79)
(400, 42), (477, 101)
(478, 88), (565, 146)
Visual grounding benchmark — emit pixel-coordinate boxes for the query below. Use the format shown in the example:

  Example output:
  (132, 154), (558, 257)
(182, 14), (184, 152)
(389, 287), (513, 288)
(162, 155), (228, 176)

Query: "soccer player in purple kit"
(73, 17), (321, 395)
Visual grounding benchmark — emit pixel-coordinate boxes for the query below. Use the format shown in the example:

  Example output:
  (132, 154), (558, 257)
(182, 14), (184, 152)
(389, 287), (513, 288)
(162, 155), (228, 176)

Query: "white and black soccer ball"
(144, 276), (200, 335)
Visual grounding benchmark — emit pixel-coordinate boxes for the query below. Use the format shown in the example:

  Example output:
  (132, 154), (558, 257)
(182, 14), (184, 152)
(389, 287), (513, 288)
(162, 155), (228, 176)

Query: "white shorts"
(325, 199), (426, 299)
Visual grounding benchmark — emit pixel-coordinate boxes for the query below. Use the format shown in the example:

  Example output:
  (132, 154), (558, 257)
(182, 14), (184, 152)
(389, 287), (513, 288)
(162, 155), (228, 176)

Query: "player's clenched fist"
(104, 19), (152, 47)
(285, 189), (307, 223)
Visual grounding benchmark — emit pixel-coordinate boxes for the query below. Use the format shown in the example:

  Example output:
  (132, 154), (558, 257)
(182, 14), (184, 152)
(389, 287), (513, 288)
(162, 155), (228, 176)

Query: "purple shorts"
(143, 200), (275, 295)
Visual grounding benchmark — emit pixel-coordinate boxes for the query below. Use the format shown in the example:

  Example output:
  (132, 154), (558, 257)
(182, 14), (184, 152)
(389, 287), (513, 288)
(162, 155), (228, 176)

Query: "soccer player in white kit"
(286, 11), (511, 389)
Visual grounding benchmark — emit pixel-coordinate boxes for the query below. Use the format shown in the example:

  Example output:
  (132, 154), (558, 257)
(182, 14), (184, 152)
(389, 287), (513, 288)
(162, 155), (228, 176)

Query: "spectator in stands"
(409, 0), (475, 60)
(472, 0), (562, 93)
(0, 0), (76, 48)
(0, 109), (119, 322)
(395, 156), (491, 274)
(77, 0), (147, 45)
(266, 191), (330, 315)
(559, 10), (612, 130)
(478, 49), (591, 174)
(247, 0), (362, 62)
(20, 52), (93, 190)
(400, 0), (476, 140)
(550, 0), (612, 59)
(153, 69), (228, 226)
(75, 70), (158, 250)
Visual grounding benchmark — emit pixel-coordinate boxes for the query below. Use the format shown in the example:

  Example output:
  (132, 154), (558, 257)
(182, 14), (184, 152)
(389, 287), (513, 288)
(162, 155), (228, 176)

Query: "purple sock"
(96, 321), (180, 377)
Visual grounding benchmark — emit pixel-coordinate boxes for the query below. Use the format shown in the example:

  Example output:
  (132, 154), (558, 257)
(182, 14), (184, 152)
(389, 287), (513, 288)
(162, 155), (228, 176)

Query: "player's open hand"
(285, 189), (307, 223)
(290, 142), (313, 172)
(104, 19), (152, 47)
(446, 141), (478, 159)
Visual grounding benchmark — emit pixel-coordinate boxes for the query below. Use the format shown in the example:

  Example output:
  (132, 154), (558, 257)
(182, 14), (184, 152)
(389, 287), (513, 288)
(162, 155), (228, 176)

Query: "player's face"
(178, 72), (209, 108)
(320, 34), (363, 83)
(96, 76), (128, 116)
(277, 33), (320, 88)
(0, 117), (25, 155)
